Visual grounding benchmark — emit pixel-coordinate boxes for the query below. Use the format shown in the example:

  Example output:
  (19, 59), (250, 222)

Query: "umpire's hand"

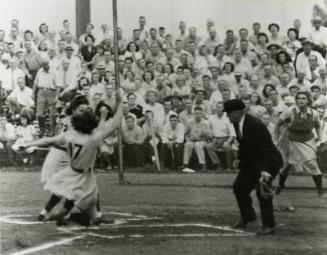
(261, 171), (271, 182)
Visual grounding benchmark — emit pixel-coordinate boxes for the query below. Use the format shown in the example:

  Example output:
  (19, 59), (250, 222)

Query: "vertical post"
(0, 82), (2, 111)
(112, 0), (125, 184)
(75, 0), (91, 38)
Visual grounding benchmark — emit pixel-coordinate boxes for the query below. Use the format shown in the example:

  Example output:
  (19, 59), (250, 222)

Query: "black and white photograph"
(0, 0), (326, 254)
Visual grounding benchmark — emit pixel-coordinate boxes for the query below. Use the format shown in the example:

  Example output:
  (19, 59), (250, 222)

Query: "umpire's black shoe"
(233, 220), (248, 228)
(256, 227), (275, 235)
(233, 216), (256, 228)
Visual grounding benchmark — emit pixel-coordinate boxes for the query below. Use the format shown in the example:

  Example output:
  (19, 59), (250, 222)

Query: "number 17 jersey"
(65, 130), (103, 172)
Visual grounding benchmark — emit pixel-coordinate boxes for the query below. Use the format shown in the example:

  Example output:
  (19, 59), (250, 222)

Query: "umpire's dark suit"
(233, 114), (283, 228)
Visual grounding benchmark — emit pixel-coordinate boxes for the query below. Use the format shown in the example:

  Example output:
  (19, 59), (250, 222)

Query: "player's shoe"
(44, 209), (68, 222)
(256, 227), (275, 235)
(275, 185), (283, 195)
(92, 216), (114, 225)
(56, 219), (69, 226)
(37, 214), (45, 221)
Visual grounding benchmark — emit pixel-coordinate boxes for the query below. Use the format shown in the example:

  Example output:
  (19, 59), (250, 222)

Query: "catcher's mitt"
(259, 180), (274, 199)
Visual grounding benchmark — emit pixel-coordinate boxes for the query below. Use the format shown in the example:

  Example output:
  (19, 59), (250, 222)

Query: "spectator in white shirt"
(295, 40), (326, 76)
(64, 32), (79, 56)
(97, 23), (112, 45)
(138, 16), (149, 41)
(237, 28), (255, 51)
(206, 101), (235, 170)
(8, 27), (23, 50)
(311, 85), (327, 109)
(309, 16), (327, 47)
(89, 71), (105, 100)
(203, 27), (220, 55)
(65, 46), (81, 74)
(288, 69), (311, 92)
(284, 28), (301, 61)
(34, 59), (58, 136)
(145, 90), (165, 127)
(48, 47), (60, 71)
(312, 66), (327, 95)
(7, 77), (34, 119)
(161, 114), (184, 170)
(183, 106), (211, 171)
(0, 114), (17, 164)
(12, 115), (38, 154)
(124, 41), (142, 62)
(2, 57), (25, 94)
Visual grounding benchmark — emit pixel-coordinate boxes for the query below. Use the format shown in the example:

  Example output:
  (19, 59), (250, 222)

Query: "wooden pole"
(75, 0), (91, 38)
(112, 0), (125, 184)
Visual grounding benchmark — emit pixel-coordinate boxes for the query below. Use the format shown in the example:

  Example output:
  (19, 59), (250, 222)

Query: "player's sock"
(63, 199), (75, 212)
(96, 194), (102, 218)
(312, 175), (324, 196)
(44, 194), (61, 212)
(278, 174), (288, 188)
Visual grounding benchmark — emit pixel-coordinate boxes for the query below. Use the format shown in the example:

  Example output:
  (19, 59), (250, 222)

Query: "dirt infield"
(1, 172), (327, 255)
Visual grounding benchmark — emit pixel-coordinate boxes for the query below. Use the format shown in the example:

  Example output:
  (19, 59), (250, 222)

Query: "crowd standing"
(0, 16), (327, 172)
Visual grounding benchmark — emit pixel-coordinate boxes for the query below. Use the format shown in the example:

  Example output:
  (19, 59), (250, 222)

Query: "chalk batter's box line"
(0, 212), (161, 226)
(4, 212), (254, 255)
(7, 229), (253, 255)
(0, 212), (254, 236)
(0, 213), (249, 234)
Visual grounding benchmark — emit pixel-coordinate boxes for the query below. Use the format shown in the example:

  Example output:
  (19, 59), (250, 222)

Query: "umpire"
(224, 99), (283, 235)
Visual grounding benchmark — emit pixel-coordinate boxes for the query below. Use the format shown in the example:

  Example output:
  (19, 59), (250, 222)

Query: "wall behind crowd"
(0, 0), (323, 37)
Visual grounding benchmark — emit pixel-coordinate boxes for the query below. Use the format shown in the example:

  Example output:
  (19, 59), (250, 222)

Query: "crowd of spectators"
(0, 16), (327, 170)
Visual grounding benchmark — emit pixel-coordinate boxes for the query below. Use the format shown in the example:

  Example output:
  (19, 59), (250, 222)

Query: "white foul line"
(86, 232), (251, 239)
(8, 235), (86, 255)
(89, 223), (250, 234)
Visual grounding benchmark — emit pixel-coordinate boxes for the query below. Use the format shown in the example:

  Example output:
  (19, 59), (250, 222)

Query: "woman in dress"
(254, 32), (269, 56)
(275, 50), (295, 77)
(80, 35), (97, 68)
(275, 91), (326, 197)
(283, 28), (301, 61)
(124, 41), (142, 62)
(248, 92), (265, 118)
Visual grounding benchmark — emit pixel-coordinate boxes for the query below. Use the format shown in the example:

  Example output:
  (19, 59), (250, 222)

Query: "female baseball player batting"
(23, 94), (123, 224)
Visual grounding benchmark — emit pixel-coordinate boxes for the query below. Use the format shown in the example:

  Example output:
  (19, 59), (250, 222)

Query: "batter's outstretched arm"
(100, 101), (123, 140)
(22, 133), (66, 148)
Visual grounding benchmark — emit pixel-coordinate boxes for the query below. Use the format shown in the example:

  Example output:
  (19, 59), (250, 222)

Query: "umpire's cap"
(223, 99), (246, 113)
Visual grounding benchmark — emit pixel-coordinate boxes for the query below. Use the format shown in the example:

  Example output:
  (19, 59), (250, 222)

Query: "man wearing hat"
(309, 16), (327, 48)
(223, 99), (283, 235)
(295, 39), (325, 76)
(311, 84), (327, 109)
(65, 45), (81, 74)
(312, 66), (327, 94)
(23, 40), (43, 87)
(193, 88), (211, 115)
